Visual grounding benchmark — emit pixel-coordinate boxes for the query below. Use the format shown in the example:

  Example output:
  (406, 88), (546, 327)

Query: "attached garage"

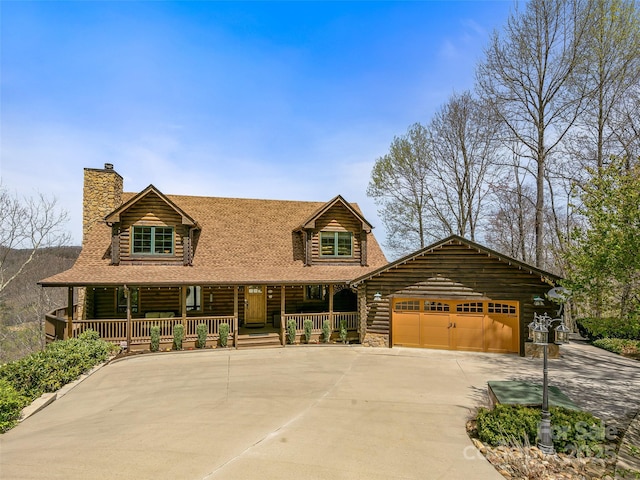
(352, 235), (561, 356)
(392, 299), (519, 353)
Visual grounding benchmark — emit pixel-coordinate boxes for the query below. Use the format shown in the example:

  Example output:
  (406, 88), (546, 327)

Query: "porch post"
(280, 285), (286, 346)
(233, 286), (239, 349)
(125, 285), (131, 353)
(180, 286), (187, 331)
(328, 284), (335, 332)
(358, 284), (367, 344)
(66, 287), (74, 340)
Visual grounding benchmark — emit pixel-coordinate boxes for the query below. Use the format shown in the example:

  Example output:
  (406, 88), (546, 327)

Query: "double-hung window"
(132, 226), (174, 255)
(320, 232), (353, 257)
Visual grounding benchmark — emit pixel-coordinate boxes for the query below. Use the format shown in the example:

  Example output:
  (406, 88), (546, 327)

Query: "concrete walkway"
(1, 344), (638, 480)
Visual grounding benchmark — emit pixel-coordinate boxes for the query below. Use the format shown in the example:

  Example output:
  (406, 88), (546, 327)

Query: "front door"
(245, 285), (266, 326)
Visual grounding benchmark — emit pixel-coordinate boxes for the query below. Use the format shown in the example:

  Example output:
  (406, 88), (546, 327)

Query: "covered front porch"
(45, 283), (363, 350)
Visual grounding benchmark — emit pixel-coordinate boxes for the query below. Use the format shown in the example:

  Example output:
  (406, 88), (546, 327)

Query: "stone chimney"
(83, 163), (123, 243)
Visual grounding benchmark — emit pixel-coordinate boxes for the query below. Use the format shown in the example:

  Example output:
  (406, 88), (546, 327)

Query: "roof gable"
(40, 193), (388, 286)
(295, 195), (373, 233)
(104, 185), (198, 226)
(351, 235), (561, 286)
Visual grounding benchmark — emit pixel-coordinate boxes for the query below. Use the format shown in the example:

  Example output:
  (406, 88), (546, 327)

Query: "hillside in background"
(0, 246), (80, 362)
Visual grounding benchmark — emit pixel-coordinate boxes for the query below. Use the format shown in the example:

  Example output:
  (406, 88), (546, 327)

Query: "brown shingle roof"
(40, 194), (388, 287)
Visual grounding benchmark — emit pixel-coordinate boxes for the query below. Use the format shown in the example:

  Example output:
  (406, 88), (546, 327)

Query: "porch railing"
(283, 312), (359, 333)
(70, 315), (238, 346)
(45, 305), (80, 343)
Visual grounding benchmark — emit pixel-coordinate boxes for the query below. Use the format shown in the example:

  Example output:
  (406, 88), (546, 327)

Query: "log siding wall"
(84, 284), (357, 326)
(116, 192), (186, 265)
(360, 242), (556, 355)
(309, 204), (365, 265)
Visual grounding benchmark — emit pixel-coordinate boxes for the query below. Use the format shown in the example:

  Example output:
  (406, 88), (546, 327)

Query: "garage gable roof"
(350, 235), (562, 286)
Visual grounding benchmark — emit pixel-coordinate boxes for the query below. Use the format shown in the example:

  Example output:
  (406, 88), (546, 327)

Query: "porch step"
(236, 332), (283, 349)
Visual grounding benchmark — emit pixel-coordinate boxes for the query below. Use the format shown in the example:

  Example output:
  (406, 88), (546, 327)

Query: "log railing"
(45, 305), (80, 342)
(47, 315), (238, 347)
(283, 312), (359, 333)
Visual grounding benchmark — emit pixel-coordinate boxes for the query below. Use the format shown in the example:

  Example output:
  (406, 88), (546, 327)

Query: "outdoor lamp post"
(531, 311), (570, 455)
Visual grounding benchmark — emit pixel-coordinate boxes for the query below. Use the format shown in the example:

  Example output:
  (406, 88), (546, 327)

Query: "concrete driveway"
(1, 344), (638, 480)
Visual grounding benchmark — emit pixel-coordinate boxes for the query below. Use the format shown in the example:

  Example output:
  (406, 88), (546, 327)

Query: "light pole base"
(537, 442), (555, 455)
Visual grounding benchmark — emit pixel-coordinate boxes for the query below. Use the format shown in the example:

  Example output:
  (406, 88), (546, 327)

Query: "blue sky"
(1, 1), (513, 253)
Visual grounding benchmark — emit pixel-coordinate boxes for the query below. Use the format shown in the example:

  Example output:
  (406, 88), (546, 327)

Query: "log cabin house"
(40, 164), (388, 349)
(41, 165), (560, 355)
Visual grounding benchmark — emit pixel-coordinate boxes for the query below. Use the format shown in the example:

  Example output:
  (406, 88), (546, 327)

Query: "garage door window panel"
(394, 300), (421, 311)
(456, 302), (484, 313)
(425, 301), (450, 312)
(488, 302), (517, 315)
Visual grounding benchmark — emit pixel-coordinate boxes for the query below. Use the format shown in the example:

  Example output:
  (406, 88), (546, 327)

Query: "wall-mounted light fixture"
(373, 291), (382, 302)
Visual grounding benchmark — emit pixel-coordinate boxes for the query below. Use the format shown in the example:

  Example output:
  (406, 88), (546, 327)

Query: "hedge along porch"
(351, 236), (562, 356)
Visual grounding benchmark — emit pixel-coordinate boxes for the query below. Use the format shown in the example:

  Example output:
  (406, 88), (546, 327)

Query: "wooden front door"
(245, 285), (266, 326)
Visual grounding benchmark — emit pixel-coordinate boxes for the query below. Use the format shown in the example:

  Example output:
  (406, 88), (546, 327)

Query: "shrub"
(287, 319), (297, 344)
(476, 404), (540, 446)
(0, 379), (27, 433)
(593, 338), (640, 355)
(150, 326), (160, 352)
(303, 319), (313, 343)
(0, 330), (117, 400)
(322, 319), (332, 343)
(576, 316), (640, 341)
(196, 323), (208, 348)
(218, 323), (230, 347)
(172, 324), (185, 350)
(0, 330), (117, 432)
(475, 404), (607, 454)
(339, 319), (348, 343)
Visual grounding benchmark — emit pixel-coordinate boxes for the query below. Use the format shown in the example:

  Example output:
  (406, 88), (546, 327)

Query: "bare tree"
(367, 123), (434, 257)
(486, 153), (537, 264)
(476, 0), (591, 268)
(564, 0), (640, 175)
(611, 83), (640, 165)
(427, 91), (503, 241)
(0, 187), (72, 361)
(0, 187), (70, 294)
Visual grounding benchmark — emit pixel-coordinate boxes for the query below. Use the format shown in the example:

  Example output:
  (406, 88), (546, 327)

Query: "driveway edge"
(19, 358), (113, 423)
(616, 409), (640, 479)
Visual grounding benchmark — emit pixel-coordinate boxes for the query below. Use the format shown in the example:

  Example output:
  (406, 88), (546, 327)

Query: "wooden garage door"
(392, 299), (519, 353)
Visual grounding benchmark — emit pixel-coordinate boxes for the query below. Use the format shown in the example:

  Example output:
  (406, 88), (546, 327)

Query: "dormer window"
(320, 231), (353, 257)
(132, 226), (174, 255)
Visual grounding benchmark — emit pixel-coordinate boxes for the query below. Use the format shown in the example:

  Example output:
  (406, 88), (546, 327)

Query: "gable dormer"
(105, 185), (199, 266)
(295, 195), (373, 266)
